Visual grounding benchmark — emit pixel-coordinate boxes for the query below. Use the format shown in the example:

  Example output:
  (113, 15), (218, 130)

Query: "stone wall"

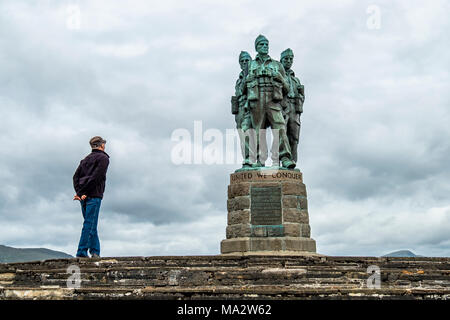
(0, 255), (449, 300)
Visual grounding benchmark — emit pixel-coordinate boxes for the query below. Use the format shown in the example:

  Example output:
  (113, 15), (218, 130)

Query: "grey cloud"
(0, 0), (449, 257)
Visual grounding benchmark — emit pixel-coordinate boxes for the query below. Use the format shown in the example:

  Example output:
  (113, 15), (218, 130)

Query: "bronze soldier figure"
(232, 51), (253, 168)
(243, 35), (295, 169)
(280, 48), (304, 164)
(232, 51), (251, 129)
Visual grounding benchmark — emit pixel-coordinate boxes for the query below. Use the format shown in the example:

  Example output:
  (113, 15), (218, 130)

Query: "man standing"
(244, 35), (295, 169)
(280, 48), (305, 164)
(73, 136), (110, 258)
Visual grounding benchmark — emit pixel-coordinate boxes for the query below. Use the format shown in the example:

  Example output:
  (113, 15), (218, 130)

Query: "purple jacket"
(73, 149), (110, 198)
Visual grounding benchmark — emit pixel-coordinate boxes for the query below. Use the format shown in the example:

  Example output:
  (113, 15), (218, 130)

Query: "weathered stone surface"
(251, 226), (266, 237)
(220, 238), (250, 253)
(0, 273), (15, 285)
(299, 224), (311, 237)
(298, 210), (309, 224)
(227, 196), (250, 211)
(282, 182), (307, 196)
(226, 224), (251, 238)
(250, 182), (280, 188)
(298, 196), (308, 210)
(282, 195), (298, 208)
(228, 183), (250, 198)
(250, 238), (283, 251)
(228, 210), (250, 225)
(230, 170), (302, 184)
(221, 237), (317, 254)
(283, 208), (300, 223)
(1, 255), (449, 300)
(251, 225), (284, 237)
(224, 169), (315, 254)
(284, 237), (316, 252)
(284, 223), (301, 237)
(283, 208), (309, 224)
(283, 195), (308, 210)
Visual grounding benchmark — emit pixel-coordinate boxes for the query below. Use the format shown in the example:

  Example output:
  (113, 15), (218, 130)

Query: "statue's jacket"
(283, 69), (305, 114)
(245, 54), (288, 108)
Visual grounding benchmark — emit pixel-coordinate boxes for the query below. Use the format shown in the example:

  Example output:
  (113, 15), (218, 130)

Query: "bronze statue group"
(232, 35), (304, 170)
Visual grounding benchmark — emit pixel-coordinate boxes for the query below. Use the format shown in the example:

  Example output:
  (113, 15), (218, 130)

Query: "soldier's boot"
(242, 159), (252, 168)
(281, 157), (296, 169)
(252, 160), (264, 168)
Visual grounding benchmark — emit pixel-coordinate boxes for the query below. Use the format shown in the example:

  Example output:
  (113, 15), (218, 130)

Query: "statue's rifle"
(239, 62), (249, 95)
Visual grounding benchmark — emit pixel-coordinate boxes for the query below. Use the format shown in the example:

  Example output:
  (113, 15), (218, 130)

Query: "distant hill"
(382, 250), (423, 257)
(0, 244), (73, 263)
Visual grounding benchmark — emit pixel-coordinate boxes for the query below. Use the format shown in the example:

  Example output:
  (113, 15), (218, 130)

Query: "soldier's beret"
(281, 48), (294, 59)
(254, 34), (268, 49)
(239, 51), (251, 62)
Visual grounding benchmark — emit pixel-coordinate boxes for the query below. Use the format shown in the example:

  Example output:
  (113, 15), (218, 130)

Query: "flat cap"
(89, 136), (107, 148)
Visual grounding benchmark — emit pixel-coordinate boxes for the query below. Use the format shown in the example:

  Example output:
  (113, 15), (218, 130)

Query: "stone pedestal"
(221, 169), (316, 254)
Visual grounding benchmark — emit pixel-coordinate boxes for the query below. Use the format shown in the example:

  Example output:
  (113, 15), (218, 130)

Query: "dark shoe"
(76, 255), (89, 258)
(90, 253), (100, 258)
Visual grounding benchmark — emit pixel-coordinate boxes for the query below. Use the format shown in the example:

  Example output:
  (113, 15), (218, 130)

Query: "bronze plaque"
(251, 186), (282, 225)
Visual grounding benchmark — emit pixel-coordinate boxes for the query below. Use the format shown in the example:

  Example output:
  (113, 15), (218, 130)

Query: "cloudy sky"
(0, 0), (449, 257)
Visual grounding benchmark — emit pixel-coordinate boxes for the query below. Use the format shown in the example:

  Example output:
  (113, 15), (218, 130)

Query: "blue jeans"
(76, 197), (102, 257)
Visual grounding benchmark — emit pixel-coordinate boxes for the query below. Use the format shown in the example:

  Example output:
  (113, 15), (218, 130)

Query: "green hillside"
(0, 244), (73, 263)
